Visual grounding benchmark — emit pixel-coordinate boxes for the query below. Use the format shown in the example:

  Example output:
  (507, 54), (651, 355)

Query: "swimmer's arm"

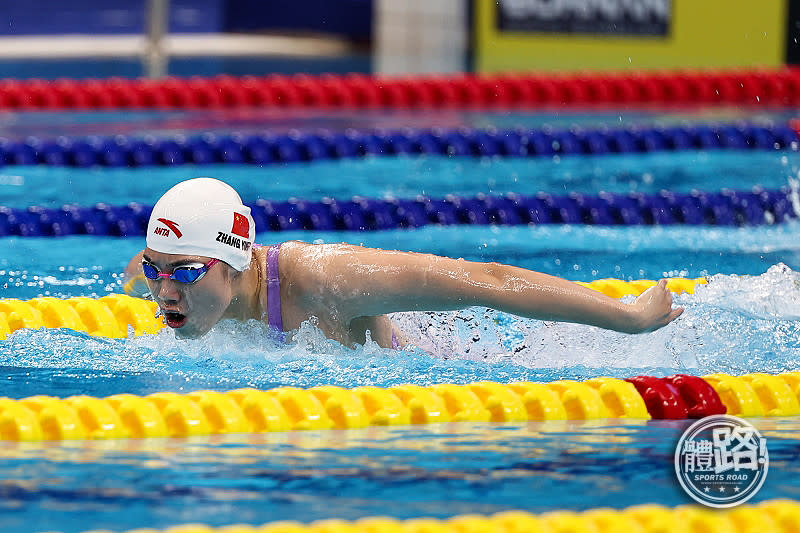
(122, 250), (151, 298)
(318, 246), (682, 334)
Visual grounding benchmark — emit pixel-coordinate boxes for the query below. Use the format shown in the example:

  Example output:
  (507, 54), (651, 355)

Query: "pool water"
(2, 224), (800, 381)
(1, 127), (800, 532)
(2, 150), (800, 209)
(0, 108), (794, 140)
(0, 419), (798, 533)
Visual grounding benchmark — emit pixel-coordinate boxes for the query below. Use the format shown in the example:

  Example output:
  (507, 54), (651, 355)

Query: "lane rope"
(0, 370), (797, 440)
(67, 499), (800, 533)
(2, 187), (796, 237)
(5, 281), (799, 434)
(3, 68), (800, 109)
(0, 123), (796, 168)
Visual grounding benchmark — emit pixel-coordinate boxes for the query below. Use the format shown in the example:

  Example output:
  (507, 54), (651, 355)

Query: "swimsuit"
(266, 243), (283, 332)
(265, 242), (399, 349)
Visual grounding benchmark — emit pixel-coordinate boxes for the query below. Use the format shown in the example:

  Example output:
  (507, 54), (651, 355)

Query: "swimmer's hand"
(122, 250), (151, 299)
(123, 273), (152, 299)
(626, 279), (684, 333)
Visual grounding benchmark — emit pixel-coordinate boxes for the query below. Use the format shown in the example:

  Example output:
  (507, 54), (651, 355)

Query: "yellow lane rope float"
(575, 277), (705, 298)
(0, 277), (706, 341)
(75, 498), (800, 533)
(0, 294), (161, 340)
(0, 372), (796, 441)
(0, 379), (647, 440)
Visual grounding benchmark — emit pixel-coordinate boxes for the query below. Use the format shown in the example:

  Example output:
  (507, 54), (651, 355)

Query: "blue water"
(2, 120), (800, 532)
(1, 150), (800, 210)
(0, 108), (794, 140)
(0, 420), (798, 533)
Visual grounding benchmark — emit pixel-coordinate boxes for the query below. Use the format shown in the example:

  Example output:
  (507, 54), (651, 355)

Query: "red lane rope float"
(3, 68), (800, 110)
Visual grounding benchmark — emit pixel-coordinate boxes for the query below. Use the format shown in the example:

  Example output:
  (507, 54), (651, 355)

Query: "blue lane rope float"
(1, 188), (796, 237)
(0, 123), (797, 168)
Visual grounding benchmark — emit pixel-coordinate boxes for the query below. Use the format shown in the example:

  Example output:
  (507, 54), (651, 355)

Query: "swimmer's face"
(143, 248), (235, 339)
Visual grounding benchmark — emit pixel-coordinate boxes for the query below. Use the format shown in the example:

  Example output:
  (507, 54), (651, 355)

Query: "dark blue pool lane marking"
(1, 188), (796, 237)
(0, 123), (797, 167)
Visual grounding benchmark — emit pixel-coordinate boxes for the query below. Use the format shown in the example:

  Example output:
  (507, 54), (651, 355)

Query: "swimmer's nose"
(156, 279), (181, 302)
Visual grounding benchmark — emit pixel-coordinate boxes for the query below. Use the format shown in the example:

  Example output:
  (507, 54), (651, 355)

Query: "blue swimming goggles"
(141, 258), (219, 284)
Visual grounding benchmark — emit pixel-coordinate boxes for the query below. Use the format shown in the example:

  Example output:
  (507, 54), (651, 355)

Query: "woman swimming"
(123, 178), (683, 348)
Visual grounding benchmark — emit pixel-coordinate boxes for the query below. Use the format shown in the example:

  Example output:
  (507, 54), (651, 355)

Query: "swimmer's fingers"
(653, 278), (684, 326)
(631, 279), (683, 333)
(655, 306), (684, 330)
(635, 278), (670, 304)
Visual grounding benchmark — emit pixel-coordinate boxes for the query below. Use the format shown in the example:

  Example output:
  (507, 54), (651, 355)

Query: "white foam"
(392, 263), (800, 373)
(691, 263), (800, 320)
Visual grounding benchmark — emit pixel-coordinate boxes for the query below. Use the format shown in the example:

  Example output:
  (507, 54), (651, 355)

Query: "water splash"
(693, 263), (800, 319)
(392, 263), (800, 374)
(0, 264), (798, 398)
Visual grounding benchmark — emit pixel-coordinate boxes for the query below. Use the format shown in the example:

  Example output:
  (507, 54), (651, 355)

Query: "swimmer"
(123, 178), (683, 347)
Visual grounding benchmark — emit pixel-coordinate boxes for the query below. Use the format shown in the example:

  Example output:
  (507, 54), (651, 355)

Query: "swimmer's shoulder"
(270, 240), (323, 287)
(276, 240), (354, 260)
(276, 240), (358, 289)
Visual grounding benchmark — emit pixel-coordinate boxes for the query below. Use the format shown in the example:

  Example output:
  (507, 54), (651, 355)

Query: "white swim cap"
(146, 178), (255, 271)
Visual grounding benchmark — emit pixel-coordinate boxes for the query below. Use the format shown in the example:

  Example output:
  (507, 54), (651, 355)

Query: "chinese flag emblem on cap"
(231, 212), (250, 238)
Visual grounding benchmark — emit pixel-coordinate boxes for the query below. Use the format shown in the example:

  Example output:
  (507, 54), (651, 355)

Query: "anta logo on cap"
(231, 212), (250, 238)
(153, 218), (183, 238)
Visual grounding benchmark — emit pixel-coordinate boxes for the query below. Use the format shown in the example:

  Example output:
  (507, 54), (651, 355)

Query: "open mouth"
(163, 311), (187, 328)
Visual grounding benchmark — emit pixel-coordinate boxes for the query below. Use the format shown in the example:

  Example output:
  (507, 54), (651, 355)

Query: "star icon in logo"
(719, 486), (726, 493)
(704, 487), (710, 493)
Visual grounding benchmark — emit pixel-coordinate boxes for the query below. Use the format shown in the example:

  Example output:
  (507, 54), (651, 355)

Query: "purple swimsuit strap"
(266, 241), (398, 348)
(266, 243), (283, 332)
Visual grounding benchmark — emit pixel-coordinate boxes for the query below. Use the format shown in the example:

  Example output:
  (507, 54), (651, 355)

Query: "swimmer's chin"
(173, 329), (200, 339)
(171, 323), (212, 339)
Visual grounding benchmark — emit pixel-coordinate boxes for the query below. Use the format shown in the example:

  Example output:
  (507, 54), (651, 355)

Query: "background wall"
(0, 0), (373, 79)
(373, 0), (467, 75)
(225, 0), (371, 40)
(0, 0), (221, 34)
(0, 0), (796, 79)
(474, 0), (788, 73)
(0, 0), (372, 38)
